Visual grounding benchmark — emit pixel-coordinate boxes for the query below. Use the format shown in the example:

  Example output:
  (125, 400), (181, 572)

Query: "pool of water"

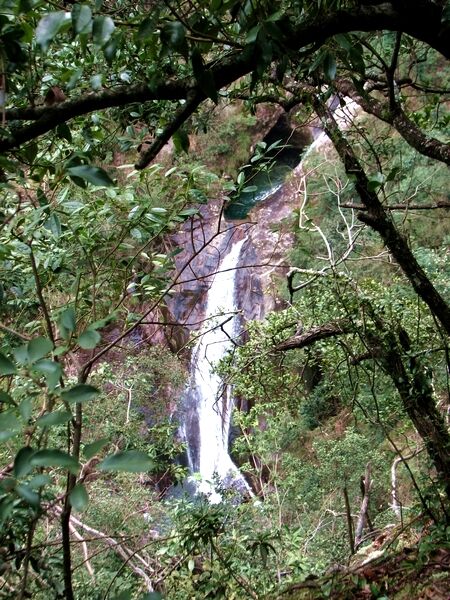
(224, 162), (293, 220)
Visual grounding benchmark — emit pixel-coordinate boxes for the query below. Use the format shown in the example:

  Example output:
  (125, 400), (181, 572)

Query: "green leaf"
(17, 484), (40, 508)
(178, 208), (199, 217)
(112, 592), (132, 600)
(173, 128), (190, 154)
(161, 21), (187, 53)
(33, 359), (62, 391)
(36, 11), (68, 52)
(27, 337), (54, 363)
(386, 166), (401, 182)
(59, 306), (76, 340)
(22, 141), (38, 164)
(89, 313), (116, 330)
(72, 4), (92, 35)
(0, 392), (15, 405)
(69, 483), (89, 511)
(83, 437), (109, 460)
(60, 306), (76, 335)
(0, 351), (16, 375)
(323, 51), (336, 81)
(368, 171), (385, 191)
(99, 450), (153, 473)
(92, 15), (115, 47)
(68, 165), (114, 187)
(13, 344), (28, 365)
(45, 212), (62, 237)
(61, 384), (100, 404)
(29, 474), (52, 490)
(0, 497), (15, 525)
(77, 329), (101, 350)
(19, 398), (32, 422)
(103, 35), (119, 64)
(30, 449), (80, 473)
(245, 24), (260, 44)
(14, 447), (35, 478)
(36, 411), (72, 428)
(0, 478), (16, 493)
(0, 411), (21, 441)
(55, 122), (72, 144)
(137, 16), (156, 42)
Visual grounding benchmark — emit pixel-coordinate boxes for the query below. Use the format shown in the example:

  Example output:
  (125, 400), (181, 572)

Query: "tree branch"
(335, 78), (450, 167)
(354, 463), (372, 547)
(2, 2), (450, 158)
(312, 95), (450, 337)
(275, 322), (350, 352)
(135, 90), (203, 169)
(340, 201), (450, 210)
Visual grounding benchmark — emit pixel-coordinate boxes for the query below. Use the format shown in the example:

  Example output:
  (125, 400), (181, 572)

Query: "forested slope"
(0, 1), (450, 598)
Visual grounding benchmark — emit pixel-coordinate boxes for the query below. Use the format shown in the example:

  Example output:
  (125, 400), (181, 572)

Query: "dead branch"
(52, 506), (154, 592)
(354, 463), (372, 548)
(391, 447), (423, 519)
(68, 523), (95, 580)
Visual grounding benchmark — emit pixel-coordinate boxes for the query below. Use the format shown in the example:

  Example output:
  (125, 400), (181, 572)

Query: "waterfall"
(181, 235), (250, 502)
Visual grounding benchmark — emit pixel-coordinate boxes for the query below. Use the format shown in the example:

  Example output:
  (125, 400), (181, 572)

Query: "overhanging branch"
(275, 321), (350, 352)
(335, 78), (450, 167)
(135, 90), (203, 169)
(340, 201), (450, 210)
(1, 2), (450, 160)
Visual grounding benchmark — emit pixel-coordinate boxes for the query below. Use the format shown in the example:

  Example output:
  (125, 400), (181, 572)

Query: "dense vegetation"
(1, 0), (450, 598)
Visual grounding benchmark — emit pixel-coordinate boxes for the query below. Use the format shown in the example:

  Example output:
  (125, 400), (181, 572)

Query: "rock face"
(166, 114), (314, 498)
(167, 166), (300, 499)
(168, 113), (312, 330)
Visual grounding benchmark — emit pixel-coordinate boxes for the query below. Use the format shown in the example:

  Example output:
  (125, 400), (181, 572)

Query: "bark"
(343, 486), (355, 554)
(340, 202), (450, 211)
(380, 327), (450, 498)
(135, 90), (203, 169)
(276, 319), (450, 498)
(275, 322), (350, 352)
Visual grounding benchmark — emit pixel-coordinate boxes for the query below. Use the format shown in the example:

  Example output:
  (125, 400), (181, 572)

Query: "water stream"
(181, 234), (250, 502)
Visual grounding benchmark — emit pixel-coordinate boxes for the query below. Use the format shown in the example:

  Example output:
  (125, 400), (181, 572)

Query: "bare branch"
(354, 463), (372, 547)
(340, 201), (450, 210)
(312, 95), (450, 337)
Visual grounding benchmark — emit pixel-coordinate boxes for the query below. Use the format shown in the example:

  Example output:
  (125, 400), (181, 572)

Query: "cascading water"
(180, 235), (250, 502)
(177, 102), (358, 503)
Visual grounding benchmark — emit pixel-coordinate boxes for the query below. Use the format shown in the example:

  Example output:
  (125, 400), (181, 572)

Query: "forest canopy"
(1, 1), (450, 598)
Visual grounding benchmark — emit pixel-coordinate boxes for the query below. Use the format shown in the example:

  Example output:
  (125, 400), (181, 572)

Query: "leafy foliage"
(1, 0), (450, 597)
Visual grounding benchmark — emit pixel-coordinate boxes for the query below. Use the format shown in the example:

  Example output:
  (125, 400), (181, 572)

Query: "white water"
(184, 236), (249, 502)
